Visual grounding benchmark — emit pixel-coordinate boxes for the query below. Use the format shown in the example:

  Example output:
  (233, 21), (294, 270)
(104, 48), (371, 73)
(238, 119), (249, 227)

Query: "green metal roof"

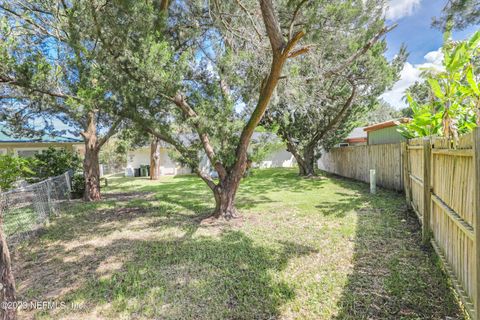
(0, 131), (82, 143)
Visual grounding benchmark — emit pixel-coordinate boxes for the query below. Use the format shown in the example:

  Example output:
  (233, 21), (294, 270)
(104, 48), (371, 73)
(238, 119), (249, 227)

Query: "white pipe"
(370, 169), (376, 194)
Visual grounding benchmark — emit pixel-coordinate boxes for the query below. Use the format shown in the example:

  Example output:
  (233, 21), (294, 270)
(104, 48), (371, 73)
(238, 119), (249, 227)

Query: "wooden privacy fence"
(318, 143), (404, 191)
(404, 130), (480, 319)
(319, 131), (480, 318)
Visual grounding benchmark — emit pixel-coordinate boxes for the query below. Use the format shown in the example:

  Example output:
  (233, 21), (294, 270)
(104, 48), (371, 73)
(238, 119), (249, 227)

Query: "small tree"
(400, 31), (480, 139)
(90, 0), (313, 218)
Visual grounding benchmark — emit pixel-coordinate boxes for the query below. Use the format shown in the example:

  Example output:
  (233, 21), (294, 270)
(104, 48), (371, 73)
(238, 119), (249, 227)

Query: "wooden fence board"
(318, 143), (403, 191)
(318, 131), (480, 318)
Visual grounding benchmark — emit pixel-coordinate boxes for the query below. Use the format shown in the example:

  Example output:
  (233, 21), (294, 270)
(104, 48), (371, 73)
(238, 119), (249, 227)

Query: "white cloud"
(380, 48), (444, 108)
(385, 0), (421, 20)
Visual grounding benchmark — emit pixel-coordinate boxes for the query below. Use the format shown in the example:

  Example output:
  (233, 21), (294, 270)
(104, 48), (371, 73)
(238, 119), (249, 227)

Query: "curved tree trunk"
(150, 137), (161, 180)
(0, 219), (16, 320)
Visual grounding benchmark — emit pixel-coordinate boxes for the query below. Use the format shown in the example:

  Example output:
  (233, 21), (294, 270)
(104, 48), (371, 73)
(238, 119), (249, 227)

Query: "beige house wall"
(0, 142), (84, 157)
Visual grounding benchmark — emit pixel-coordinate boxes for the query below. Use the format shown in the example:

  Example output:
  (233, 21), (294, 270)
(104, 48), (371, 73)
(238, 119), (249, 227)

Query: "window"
(339, 143), (349, 147)
(16, 149), (43, 158)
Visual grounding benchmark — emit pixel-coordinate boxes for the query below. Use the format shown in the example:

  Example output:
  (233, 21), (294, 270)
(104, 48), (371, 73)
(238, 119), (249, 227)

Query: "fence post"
(422, 137), (432, 245)
(64, 172), (72, 193)
(46, 177), (55, 216)
(370, 169), (376, 194)
(473, 127), (480, 319)
(402, 142), (411, 208)
(64, 172), (72, 201)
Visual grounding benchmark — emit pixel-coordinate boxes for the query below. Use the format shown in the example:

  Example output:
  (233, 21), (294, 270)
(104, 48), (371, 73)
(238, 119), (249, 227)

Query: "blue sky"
(381, 0), (480, 108)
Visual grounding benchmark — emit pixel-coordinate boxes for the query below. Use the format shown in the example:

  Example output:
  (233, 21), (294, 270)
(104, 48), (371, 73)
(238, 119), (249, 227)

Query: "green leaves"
(466, 66), (480, 95)
(0, 155), (34, 191)
(427, 79), (445, 100)
(403, 30), (480, 139)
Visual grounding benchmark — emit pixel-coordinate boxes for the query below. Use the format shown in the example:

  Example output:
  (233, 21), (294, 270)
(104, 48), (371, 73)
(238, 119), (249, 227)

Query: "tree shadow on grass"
(318, 174), (465, 319)
(15, 225), (315, 319)
(101, 169), (321, 215)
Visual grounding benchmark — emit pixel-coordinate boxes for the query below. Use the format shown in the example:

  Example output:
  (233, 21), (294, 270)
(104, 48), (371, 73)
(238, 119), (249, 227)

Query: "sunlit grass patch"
(14, 168), (465, 319)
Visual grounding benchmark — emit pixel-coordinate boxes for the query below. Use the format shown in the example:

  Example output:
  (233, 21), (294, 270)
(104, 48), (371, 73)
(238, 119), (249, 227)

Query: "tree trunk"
(293, 153), (315, 176)
(0, 217), (16, 320)
(286, 141), (316, 177)
(212, 177), (240, 219)
(299, 147), (316, 177)
(82, 112), (101, 201)
(150, 137), (161, 180)
(83, 140), (101, 201)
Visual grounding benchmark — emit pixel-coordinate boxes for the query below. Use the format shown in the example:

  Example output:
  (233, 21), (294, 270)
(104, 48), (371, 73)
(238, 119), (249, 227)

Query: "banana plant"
(400, 30), (480, 140)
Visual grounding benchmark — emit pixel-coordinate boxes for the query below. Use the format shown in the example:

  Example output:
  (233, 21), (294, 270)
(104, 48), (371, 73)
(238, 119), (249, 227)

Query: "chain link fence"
(0, 172), (72, 245)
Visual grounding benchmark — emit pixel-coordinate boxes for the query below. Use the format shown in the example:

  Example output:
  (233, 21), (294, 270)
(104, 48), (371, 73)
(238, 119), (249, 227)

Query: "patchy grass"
(12, 168), (464, 319)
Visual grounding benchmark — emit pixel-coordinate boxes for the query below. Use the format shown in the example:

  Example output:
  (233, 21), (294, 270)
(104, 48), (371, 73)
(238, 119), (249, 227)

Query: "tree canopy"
(0, 1), (125, 200)
(0, 0), (404, 218)
(262, 0), (404, 175)
(433, 0), (480, 30)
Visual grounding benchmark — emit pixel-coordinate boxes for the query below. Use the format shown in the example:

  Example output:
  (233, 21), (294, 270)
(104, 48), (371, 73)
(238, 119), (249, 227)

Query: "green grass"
(14, 168), (465, 319)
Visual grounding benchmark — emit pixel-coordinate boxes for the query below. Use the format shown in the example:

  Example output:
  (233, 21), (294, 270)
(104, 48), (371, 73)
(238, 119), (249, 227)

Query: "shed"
(364, 118), (410, 145)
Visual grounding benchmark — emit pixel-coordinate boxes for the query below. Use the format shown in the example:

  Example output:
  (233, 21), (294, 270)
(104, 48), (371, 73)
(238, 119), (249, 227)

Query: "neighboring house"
(0, 131), (84, 157)
(364, 118), (410, 145)
(337, 127), (367, 147)
(125, 132), (297, 177)
(125, 143), (191, 177)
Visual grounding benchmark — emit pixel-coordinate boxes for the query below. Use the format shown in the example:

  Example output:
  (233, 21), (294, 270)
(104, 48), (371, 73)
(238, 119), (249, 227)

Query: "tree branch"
(97, 117), (122, 148)
(0, 75), (80, 101)
(307, 79), (357, 148)
(161, 93), (228, 180)
(0, 4), (66, 41)
(260, 0), (285, 53)
(324, 24), (397, 77)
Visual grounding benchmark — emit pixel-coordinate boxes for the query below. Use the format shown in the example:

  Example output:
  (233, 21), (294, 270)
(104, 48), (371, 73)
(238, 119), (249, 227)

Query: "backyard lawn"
(12, 168), (464, 319)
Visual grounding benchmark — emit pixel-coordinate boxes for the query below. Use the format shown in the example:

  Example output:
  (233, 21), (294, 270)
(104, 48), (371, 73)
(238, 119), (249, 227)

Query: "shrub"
(71, 173), (85, 199)
(0, 155), (34, 191)
(30, 147), (82, 181)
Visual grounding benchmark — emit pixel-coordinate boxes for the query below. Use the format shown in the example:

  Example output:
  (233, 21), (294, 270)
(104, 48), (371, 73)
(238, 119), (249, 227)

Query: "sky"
(381, 0), (480, 108)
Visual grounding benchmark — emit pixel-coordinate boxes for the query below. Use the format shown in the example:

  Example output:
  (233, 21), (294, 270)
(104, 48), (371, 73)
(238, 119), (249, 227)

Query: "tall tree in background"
(263, 0), (405, 176)
(433, 0), (480, 30)
(0, 1), (123, 201)
(365, 100), (403, 124)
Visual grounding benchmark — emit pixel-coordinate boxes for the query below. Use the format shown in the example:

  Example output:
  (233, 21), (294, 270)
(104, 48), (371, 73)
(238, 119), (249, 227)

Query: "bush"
(71, 173), (85, 199)
(0, 155), (34, 191)
(30, 147), (82, 181)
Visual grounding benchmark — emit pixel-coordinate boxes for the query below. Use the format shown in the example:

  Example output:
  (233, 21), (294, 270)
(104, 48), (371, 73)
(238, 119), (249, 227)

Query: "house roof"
(345, 137), (367, 143)
(346, 127), (367, 140)
(0, 131), (82, 143)
(363, 118), (410, 133)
